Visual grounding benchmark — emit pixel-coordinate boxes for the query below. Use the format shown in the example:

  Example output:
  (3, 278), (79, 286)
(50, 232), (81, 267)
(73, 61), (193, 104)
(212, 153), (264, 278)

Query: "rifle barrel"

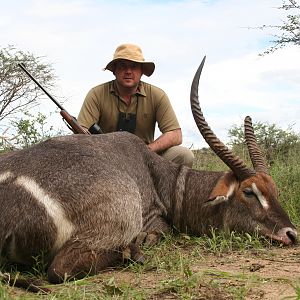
(18, 63), (65, 111)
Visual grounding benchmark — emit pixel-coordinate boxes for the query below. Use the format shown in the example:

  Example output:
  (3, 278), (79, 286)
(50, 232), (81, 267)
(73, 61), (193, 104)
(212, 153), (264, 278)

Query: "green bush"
(228, 121), (300, 165)
(269, 143), (300, 225)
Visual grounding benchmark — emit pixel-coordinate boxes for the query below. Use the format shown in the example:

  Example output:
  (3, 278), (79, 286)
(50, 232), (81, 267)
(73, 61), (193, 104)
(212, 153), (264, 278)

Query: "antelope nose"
(287, 229), (297, 244)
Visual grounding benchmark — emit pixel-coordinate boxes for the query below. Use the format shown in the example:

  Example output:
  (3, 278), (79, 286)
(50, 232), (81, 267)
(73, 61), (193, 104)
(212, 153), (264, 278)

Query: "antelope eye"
(243, 188), (255, 197)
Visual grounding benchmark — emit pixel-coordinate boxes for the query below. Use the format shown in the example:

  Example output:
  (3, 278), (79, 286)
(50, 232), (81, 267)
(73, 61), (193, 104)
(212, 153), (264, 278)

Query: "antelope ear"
(204, 172), (238, 207)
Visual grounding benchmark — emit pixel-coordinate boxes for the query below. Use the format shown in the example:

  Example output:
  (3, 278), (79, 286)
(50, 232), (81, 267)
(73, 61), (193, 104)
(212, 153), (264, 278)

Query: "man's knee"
(178, 147), (194, 167)
(161, 146), (194, 167)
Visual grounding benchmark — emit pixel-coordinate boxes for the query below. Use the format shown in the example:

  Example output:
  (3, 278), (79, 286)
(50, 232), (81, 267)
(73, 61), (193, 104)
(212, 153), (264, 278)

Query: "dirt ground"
(3, 244), (300, 299)
(97, 245), (300, 300)
(190, 246), (300, 299)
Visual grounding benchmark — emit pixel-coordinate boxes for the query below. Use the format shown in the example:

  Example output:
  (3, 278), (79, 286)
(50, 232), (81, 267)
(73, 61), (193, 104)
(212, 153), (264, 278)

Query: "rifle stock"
(60, 110), (90, 134)
(18, 63), (101, 135)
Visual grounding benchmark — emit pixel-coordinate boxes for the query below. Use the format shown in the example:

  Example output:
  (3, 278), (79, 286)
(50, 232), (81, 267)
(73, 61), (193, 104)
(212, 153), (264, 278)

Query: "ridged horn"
(244, 116), (269, 174)
(190, 56), (254, 180)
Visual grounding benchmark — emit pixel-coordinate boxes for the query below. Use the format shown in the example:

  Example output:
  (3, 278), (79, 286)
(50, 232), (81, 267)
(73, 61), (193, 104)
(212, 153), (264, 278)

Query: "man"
(77, 43), (194, 167)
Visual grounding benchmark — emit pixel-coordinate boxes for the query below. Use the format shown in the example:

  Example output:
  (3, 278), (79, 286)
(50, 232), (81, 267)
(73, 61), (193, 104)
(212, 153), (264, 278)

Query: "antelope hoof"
(134, 231), (161, 247)
(122, 243), (146, 264)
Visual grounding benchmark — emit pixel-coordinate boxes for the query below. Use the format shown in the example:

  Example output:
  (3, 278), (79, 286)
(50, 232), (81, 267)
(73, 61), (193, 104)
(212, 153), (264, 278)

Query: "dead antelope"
(0, 57), (297, 288)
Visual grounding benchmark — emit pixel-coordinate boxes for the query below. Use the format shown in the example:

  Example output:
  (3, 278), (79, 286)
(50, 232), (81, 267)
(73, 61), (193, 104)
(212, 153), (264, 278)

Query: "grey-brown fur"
(0, 132), (297, 284)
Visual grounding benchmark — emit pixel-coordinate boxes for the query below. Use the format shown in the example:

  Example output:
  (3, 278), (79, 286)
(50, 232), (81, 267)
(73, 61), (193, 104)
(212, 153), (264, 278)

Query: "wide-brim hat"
(104, 43), (155, 77)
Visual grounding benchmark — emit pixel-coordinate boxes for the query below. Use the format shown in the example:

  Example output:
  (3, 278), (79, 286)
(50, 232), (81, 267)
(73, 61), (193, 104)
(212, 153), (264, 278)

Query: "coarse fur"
(0, 57), (297, 287)
(0, 132), (297, 285)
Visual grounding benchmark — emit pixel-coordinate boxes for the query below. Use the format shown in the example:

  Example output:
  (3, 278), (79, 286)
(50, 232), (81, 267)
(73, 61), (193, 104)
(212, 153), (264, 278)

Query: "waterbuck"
(0, 57), (297, 288)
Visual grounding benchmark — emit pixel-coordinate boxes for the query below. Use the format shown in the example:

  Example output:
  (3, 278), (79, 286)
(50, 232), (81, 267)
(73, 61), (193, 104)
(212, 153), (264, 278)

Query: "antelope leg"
(47, 240), (122, 284)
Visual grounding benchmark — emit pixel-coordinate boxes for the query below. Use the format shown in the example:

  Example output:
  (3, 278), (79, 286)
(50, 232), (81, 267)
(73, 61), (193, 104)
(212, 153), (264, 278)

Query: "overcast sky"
(1, 0), (299, 148)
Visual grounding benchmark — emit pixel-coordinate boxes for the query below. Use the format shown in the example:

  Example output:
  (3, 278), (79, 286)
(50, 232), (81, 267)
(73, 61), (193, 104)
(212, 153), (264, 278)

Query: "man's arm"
(78, 88), (101, 129)
(147, 128), (182, 153)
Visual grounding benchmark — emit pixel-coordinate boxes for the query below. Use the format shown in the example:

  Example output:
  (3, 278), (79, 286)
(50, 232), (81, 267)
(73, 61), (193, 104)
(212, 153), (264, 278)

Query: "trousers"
(160, 146), (194, 168)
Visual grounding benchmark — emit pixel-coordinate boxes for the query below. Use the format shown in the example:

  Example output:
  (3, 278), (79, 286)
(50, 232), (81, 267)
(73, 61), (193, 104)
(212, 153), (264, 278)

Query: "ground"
(99, 245), (300, 299)
(2, 240), (300, 299)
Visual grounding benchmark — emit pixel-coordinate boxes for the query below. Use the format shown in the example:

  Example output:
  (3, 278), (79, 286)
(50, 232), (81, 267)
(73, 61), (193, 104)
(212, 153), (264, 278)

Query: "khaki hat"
(104, 43), (155, 77)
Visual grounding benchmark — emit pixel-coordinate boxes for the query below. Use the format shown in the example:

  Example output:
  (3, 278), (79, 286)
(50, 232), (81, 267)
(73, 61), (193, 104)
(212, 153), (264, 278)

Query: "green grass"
(270, 146), (300, 225)
(0, 232), (298, 299)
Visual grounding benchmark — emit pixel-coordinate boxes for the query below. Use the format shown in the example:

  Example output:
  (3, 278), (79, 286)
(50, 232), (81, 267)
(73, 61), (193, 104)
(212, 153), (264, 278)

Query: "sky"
(1, 0), (300, 148)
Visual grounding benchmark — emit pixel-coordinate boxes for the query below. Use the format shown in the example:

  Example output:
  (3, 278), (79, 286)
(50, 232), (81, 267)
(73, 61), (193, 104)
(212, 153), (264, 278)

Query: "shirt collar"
(110, 80), (146, 97)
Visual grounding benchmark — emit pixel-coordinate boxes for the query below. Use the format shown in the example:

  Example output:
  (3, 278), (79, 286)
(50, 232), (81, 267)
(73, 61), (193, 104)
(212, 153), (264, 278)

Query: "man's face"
(114, 59), (143, 89)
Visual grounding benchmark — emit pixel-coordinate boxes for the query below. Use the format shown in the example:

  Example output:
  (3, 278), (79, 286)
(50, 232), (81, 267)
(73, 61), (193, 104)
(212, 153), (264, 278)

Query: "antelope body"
(0, 57), (297, 285)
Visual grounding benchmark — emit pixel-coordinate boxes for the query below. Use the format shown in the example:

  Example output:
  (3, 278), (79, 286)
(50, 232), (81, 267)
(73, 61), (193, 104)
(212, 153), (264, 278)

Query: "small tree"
(12, 112), (53, 149)
(0, 45), (64, 151)
(228, 121), (300, 164)
(0, 45), (56, 122)
(259, 0), (300, 55)
(0, 112), (65, 151)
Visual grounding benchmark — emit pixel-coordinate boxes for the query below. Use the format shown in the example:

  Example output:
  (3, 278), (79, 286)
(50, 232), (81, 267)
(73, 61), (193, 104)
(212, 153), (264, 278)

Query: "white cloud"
(25, 0), (88, 17)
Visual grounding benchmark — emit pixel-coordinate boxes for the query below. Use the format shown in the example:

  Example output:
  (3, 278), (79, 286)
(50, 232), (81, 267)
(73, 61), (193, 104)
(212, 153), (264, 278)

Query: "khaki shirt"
(78, 80), (180, 144)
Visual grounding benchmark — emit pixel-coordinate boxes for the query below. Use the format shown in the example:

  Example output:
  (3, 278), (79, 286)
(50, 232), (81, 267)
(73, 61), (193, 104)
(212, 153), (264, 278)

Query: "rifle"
(18, 63), (103, 135)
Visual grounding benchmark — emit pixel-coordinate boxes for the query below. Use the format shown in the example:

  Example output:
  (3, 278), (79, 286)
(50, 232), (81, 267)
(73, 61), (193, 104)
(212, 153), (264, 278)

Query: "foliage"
(12, 112), (52, 149)
(0, 45), (56, 122)
(0, 112), (62, 151)
(192, 147), (229, 172)
(270, 142), (300, 223)
(259, 0), (300, 55)
(0, 45), (66, 151)
(228, 120), (300, 164)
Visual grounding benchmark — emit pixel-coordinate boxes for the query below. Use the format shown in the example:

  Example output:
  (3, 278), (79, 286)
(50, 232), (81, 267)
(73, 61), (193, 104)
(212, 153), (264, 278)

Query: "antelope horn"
(190, 56), (254, 180)
(244, 116), (269, 174)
